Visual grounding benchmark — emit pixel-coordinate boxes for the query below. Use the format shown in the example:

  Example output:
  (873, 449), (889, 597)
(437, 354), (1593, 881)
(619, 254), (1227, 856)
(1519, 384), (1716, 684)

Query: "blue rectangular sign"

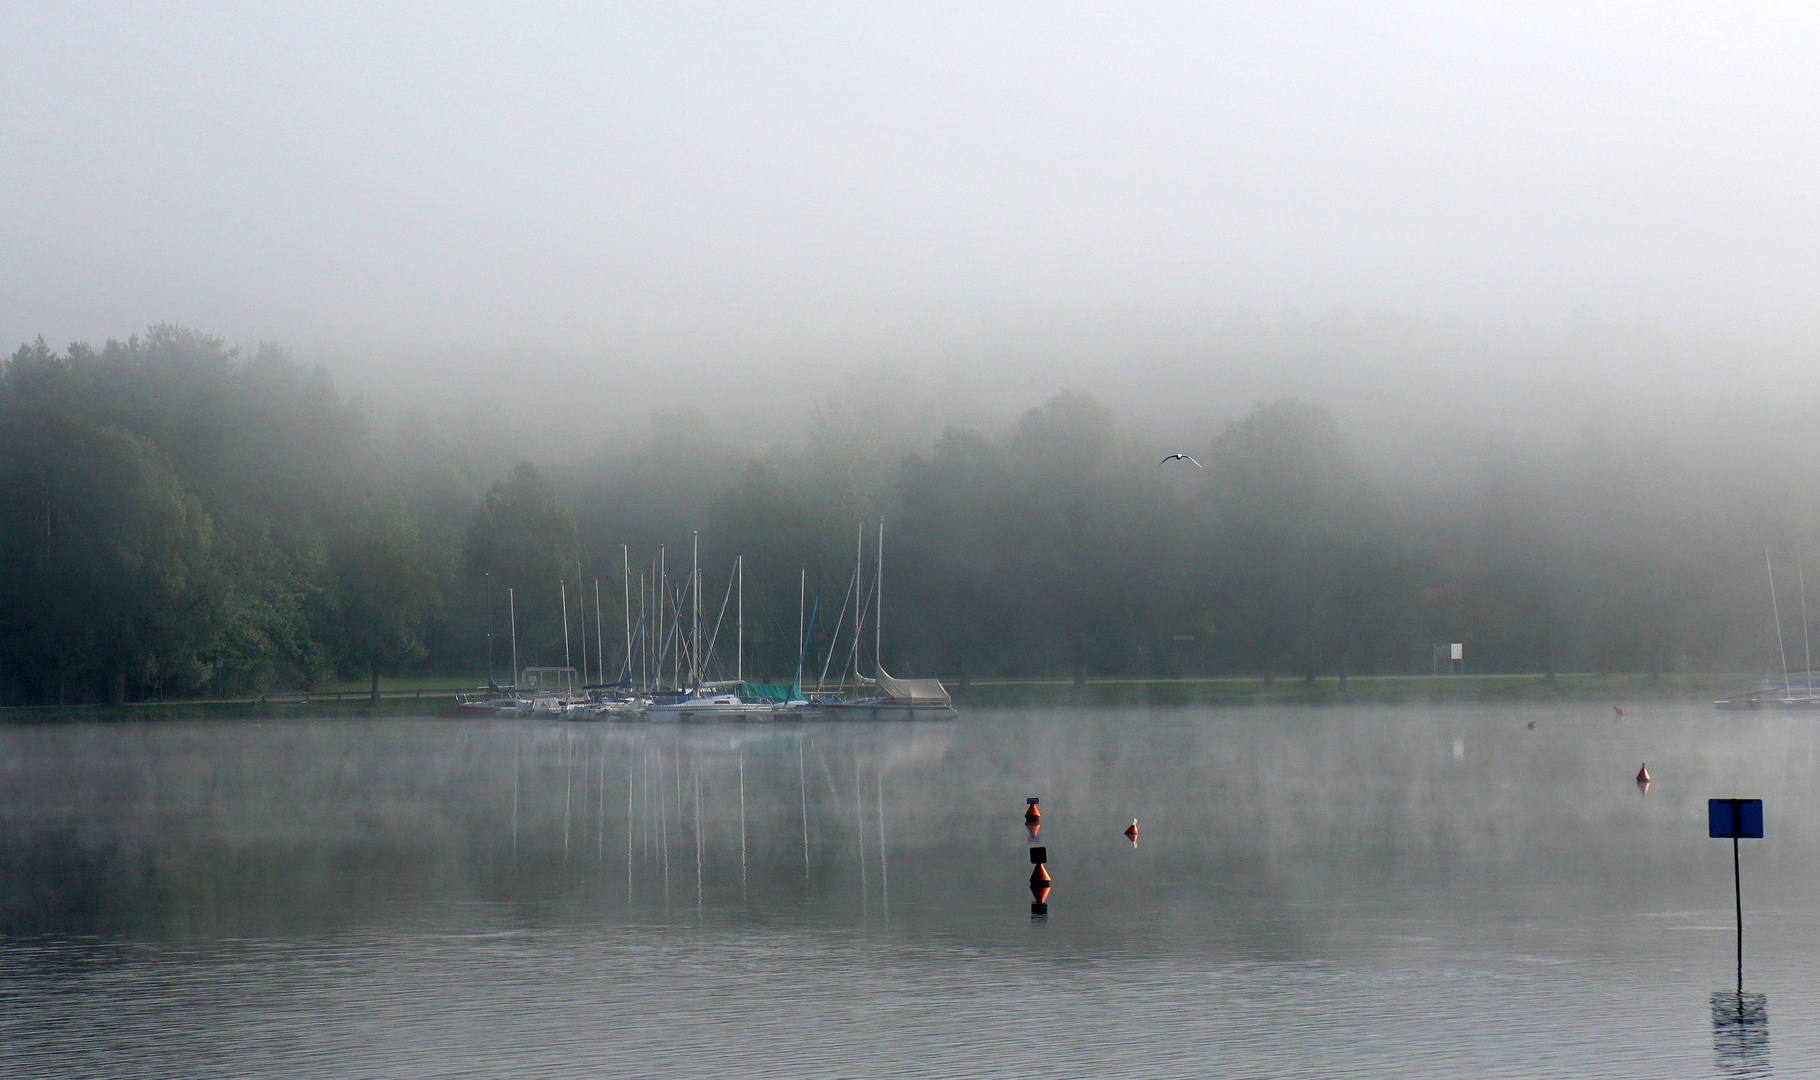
(1709, 799), (1764, 839)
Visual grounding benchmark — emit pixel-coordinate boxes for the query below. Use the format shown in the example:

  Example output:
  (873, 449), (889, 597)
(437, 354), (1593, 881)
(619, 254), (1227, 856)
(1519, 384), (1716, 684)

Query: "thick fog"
(11, 4), (1820, 705)
(7, 2), (1820, 432)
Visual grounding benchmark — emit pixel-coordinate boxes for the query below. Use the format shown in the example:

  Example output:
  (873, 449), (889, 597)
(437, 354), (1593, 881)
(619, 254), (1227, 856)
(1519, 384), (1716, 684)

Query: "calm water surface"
(0, 704), (1808, 1078)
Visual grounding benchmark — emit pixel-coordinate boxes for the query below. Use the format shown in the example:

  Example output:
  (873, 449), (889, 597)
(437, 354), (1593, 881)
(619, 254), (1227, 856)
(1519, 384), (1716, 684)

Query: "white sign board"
(1450, 643), (1463, 661)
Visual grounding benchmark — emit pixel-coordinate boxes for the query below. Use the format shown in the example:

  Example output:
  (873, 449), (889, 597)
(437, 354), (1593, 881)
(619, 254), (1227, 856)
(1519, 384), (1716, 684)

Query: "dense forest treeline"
(0, 325), (1809, 705)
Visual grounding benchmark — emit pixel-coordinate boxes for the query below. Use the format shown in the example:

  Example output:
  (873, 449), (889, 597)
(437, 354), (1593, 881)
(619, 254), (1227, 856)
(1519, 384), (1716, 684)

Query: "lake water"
(0, 704), (1807, 1078)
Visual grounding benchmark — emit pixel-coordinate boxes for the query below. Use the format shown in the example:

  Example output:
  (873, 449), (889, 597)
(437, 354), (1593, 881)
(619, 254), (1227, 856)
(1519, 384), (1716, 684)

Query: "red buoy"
(1527, 720), (1537, 729)
(1030, 864), (1051, 886)
(1614, 706), (1626, 718)
(1636, 763), (1651, 783)
(1024, 798), (1041, 823)
(1124, 819), (1139, 841)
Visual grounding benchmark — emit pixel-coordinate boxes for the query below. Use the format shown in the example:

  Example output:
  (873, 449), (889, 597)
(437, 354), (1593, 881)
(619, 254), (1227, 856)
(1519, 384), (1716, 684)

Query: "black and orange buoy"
(1124, 819), (1139, 842)
(1030, 863), (1051, 886)
(1636, 763), (1651, 783)
(1024, 798), (1041, 824)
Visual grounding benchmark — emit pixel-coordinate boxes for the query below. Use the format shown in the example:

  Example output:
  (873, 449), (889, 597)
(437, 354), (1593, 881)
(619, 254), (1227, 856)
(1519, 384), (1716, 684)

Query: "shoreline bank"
(0, 672), (1757, 722)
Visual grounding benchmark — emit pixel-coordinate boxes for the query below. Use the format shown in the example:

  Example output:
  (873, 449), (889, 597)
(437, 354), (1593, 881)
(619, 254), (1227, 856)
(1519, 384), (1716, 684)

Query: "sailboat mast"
(737, 555), (744, 684)
(508, 587), (518, 688)
(666, 546), (673, 692)
(640, 569), (648, 691)
(622, 545), (631, 681)
(798, 568), (805, 690)
(594, 577), (603, 687)
(1803, 558), (1814, 697)
(854, 523), (864, 682)
(1769, 550), (1792, 699)
(876, 520), (884, 678)
(576, 562), (588, 685)
(692, 531), (701, 690)
(561, 581), (571, 671)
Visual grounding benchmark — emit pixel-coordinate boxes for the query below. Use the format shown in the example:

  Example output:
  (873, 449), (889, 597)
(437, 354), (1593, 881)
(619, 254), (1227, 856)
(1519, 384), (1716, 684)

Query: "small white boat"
(643, 690), (781, 723)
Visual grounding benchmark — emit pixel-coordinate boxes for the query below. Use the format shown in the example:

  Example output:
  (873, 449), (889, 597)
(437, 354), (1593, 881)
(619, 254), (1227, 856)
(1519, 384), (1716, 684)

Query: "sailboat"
(1717, 551), (1820, 710)
(804, 522), (956, 721)
(642, 538), (784, 722)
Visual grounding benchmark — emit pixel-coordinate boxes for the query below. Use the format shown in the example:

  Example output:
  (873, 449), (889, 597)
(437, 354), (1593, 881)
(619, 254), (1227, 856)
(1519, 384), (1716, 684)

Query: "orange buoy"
(1614, 706), (1626, 718)
(1527, 720), (1537, 729)
(1030, 864), (1051, 886)
(1024, 798), (1041, 823)
(1636, 763), (1651, 783)
(1124, 819), (1139, 841)
(1030, 884), (1051, 904)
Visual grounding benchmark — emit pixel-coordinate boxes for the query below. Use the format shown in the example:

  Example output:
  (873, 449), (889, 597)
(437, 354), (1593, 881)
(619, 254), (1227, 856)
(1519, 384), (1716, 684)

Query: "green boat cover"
(739, 682), (796, 703)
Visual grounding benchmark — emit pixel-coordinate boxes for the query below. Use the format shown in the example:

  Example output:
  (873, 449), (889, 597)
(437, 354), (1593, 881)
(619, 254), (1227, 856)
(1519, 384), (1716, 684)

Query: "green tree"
(462, 463), (581, 674)
(328, 506), (437, 703)
(1202, 400), (1402, 684)
(0, 415), (247, 703)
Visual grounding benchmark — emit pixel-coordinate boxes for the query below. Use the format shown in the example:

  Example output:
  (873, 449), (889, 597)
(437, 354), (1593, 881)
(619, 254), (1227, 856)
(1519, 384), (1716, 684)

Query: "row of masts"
(486, 522), (889, 696)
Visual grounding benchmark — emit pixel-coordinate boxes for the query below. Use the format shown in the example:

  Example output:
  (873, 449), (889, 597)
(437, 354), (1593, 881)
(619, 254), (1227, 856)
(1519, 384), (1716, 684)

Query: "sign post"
(1709, 798), (1764, 986)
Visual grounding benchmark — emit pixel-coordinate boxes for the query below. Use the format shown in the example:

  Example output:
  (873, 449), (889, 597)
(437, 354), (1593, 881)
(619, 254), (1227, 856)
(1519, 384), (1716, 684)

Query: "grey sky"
(6, 3), (1819, 406)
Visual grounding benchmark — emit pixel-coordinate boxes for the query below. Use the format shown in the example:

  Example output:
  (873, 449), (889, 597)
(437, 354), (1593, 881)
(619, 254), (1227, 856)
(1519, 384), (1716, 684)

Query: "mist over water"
(1, 706), (1812, 1076)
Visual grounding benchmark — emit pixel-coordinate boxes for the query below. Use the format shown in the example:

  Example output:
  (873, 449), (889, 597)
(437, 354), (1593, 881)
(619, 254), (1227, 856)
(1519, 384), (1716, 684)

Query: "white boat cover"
(877, 669), (952, 705)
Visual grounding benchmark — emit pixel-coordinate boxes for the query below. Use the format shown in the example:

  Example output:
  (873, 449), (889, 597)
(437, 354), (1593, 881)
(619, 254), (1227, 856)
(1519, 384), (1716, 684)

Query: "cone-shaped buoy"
(1527, 720), (1537, 729)
(1026, 821), (1041, 839)
(1636, 777), (1650, 796)
(1024, 798), (1040, 823)
(1636, 763), (1651, 783)
(1031, 884), (1050, 904)
(1030, 864), (1051, 886)
(1124, 819), (1139, 841)
(1614, 706), (1626, 718)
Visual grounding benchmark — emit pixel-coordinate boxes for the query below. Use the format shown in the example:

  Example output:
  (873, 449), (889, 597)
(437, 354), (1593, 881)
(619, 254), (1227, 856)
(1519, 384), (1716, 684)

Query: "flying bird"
(1159, 454), (1203, 467)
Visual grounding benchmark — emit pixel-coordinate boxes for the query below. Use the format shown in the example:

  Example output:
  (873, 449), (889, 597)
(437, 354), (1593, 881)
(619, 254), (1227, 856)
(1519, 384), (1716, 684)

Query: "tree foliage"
(0, 325), (1805, 704)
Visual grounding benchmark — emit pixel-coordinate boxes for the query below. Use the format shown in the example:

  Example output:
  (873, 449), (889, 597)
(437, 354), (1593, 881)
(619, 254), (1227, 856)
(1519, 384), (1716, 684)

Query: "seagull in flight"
(1158, 454), (1203, 467)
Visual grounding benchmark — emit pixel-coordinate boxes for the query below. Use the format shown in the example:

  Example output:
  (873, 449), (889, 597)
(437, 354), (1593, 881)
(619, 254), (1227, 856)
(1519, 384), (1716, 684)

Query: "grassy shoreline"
(0, 672), (1757, 722)
(950, 672), (1752, 706)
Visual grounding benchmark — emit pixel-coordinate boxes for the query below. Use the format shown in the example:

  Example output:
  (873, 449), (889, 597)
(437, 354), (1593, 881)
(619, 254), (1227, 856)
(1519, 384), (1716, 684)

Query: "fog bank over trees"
(344, 308), (1819, 489)
(2, 324), (1811, 706)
